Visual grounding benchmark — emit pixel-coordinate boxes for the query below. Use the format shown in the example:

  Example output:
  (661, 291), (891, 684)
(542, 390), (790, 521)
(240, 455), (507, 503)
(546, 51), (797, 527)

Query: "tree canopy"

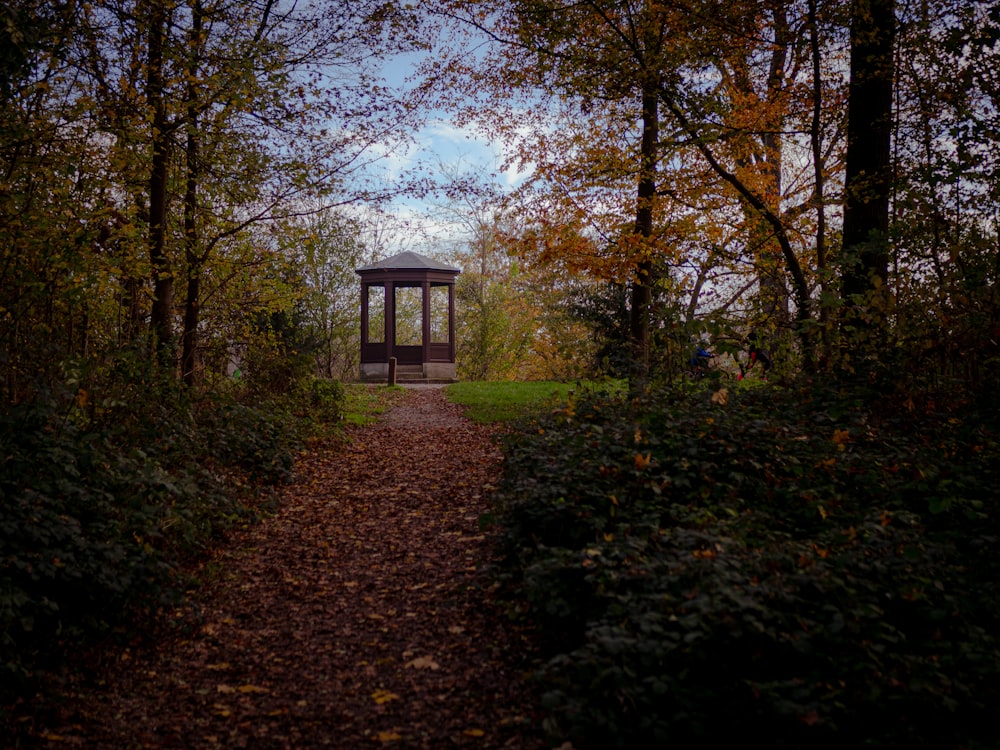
(425, 0), (1000, 388)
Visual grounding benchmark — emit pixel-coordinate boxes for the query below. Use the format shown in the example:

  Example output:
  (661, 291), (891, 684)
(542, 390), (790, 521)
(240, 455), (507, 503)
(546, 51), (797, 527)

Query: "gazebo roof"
(356, 251), (460, 274)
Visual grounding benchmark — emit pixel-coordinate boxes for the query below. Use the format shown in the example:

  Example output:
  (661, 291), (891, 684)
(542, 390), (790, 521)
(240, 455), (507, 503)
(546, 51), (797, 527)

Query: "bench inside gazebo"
(356, 251), (461, 383)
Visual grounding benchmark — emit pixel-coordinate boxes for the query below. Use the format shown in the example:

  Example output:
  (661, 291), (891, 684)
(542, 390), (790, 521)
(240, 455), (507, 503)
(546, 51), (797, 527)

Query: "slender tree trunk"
(629, 85), (658, 389)
(808, 0), (831, 366)
(181, 0), (203, 388)
(755, 2), (791, 326)
(841, 0), (895, 325)
(147, 0), (175, 369)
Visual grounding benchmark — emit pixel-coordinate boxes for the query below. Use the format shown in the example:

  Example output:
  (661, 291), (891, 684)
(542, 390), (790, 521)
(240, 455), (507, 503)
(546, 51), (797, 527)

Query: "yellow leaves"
(710, 387), (729, 405)
(237, 684), (269, 694)
(371, 689), (399, 704)
(377, 730), (402, 742)
(581, 547), (602, 567)
(463, 728), (486, 737)
(832, 429), (851, 451)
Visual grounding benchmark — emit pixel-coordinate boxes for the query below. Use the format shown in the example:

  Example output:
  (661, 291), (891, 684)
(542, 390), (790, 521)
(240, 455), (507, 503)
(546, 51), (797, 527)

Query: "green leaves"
(0, 379), (301, 690)
(491, 383), (1000, 748)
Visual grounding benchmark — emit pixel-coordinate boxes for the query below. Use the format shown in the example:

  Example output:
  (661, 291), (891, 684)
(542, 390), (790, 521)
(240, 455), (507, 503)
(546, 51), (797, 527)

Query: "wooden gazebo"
(356, 251), (461, 382)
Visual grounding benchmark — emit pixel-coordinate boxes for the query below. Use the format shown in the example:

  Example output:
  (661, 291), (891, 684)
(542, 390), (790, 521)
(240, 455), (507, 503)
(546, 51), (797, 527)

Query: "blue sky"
(362, 51), (535, 258)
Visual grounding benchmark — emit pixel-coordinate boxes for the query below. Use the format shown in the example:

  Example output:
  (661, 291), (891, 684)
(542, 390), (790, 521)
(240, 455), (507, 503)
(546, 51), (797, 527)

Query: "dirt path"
(35, 387), (545, 749)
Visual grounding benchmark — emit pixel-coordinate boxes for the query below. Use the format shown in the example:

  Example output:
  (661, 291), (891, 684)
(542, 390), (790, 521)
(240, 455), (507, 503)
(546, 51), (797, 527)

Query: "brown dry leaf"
(371, 689), (400, 705)
(405, 656), (440, 670)
(237, 684), (269, 694)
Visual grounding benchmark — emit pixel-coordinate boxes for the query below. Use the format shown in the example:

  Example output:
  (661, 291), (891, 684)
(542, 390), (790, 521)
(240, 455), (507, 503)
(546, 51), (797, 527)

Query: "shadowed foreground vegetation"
(0, 364), (347, 705)
(486, 380), (1000, 749)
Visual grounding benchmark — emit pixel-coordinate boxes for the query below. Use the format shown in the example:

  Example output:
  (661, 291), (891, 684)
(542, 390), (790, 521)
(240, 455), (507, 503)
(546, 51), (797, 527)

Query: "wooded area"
(2, 0), (1000, 746)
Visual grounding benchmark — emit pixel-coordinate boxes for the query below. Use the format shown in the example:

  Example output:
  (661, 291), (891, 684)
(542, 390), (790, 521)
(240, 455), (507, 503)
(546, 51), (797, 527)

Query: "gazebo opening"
(356, 251), (461, 383)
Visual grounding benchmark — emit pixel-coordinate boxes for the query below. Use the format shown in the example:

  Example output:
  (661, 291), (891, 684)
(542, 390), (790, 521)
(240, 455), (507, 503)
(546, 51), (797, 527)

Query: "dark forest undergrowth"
(488, 377), (1000, 749)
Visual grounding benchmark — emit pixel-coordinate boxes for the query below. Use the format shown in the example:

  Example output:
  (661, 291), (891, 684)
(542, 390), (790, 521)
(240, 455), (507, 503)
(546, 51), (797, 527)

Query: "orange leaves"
(692, 545), (721, 559)
(832, 429), (851, 451)
(237, 684), (269, 694)
(371, 689), (400, 705)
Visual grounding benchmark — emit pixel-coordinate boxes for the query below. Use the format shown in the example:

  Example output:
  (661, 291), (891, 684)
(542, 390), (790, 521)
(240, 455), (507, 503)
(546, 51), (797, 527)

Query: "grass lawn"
(446, 380), (623, 424)
(341, 383), (408, 425)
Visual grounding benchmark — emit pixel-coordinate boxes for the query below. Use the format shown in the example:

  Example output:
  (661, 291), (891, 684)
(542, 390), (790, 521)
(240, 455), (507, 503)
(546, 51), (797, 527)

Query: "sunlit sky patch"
(360, 51), (534, 259)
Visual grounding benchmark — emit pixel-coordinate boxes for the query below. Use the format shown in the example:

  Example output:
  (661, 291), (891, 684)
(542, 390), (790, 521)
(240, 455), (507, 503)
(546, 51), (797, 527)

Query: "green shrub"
(0, 374), (306, 691)
(491, 384), (1000, 749)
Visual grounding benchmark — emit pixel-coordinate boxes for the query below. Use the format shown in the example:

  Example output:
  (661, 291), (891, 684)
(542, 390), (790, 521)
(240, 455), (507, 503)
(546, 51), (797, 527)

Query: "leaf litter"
(31, 387), (545, 749)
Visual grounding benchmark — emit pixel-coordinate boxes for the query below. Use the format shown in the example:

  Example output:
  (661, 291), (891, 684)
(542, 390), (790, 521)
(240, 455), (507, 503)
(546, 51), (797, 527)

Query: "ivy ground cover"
(491, 382), (1000, 749)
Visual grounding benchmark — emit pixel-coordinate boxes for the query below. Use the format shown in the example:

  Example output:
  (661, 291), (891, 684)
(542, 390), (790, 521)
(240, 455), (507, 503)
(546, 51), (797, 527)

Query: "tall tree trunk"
(181, 151), (200, 387)
(840, 0), (896, 347)
(808, 0), (832, 366)
(629, 85), (658, 389)
(147, 0), (175, 369)
(750, 1), (791, 327)
(181, 0), (203, 388)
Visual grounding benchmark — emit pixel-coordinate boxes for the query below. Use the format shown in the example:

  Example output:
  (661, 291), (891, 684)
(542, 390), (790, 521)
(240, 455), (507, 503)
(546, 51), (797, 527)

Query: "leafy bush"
(0, 373), (312, 691)
(491, 382), (1000, 749)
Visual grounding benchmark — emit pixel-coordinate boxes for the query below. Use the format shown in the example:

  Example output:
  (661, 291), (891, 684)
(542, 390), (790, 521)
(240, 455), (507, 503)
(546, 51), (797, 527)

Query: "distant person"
(739, 334), (772, 380)
(689, 344), (715, 376)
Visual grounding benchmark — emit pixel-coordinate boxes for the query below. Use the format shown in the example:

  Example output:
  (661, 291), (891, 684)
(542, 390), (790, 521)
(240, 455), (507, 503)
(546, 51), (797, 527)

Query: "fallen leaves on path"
(31, 387), (545, 749)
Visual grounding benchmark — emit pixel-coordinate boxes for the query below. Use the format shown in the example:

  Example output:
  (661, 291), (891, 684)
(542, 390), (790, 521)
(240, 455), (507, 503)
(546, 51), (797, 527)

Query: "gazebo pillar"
(356, 251), (461, 383)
